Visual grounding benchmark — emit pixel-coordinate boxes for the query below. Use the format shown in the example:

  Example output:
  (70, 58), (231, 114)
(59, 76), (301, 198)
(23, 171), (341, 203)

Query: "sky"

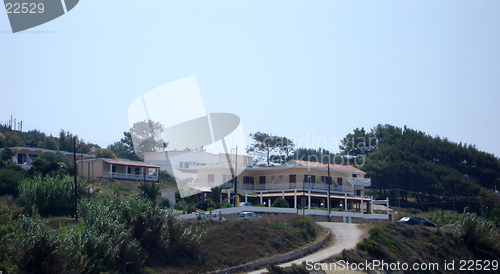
(1, 0), (500, 157)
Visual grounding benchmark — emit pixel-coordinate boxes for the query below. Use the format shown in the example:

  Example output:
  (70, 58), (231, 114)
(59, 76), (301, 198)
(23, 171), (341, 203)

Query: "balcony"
(103, 172), (158, 181)
(236, 182), (354, 194)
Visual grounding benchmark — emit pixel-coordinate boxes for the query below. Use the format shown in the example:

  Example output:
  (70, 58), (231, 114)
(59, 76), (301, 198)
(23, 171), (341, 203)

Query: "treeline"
(0, 125), (95, 154)
(345, 124), (500, 217)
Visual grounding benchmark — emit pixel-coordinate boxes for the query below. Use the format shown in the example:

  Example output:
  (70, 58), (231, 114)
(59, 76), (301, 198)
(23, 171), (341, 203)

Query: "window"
(112, 165), (116, 173)
(244, 176), (254, 184)
(127, 167), (131, 174)
(135, 167), (140, 175)
(278, 175), (283, 180)
(208, 174), (215, 183)
(352, 173), (357, 178)
(270, 175), (275, 181)
(310, 175), (316, 183)
(337, 177), (343, 186)
(289, 174), (296, 183)
(355, 189), (362, 196)
(17, 153), (26, 164)
(259, 176), (266, 184)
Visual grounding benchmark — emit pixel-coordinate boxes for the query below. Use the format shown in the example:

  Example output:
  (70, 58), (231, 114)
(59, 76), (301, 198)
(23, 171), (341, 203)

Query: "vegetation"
(330, 214), (500, 274)
(345, 124), (500, 218)
(247, 132), (295, 166)
(272, 197), (290, 208)
(19, 175), (90, 217)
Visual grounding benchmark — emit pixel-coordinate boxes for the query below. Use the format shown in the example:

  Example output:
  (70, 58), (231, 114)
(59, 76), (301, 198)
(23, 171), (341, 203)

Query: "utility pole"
(234, 146), (238, 207)
(73, 137), (78, 221)
(327, 162), (331, 222)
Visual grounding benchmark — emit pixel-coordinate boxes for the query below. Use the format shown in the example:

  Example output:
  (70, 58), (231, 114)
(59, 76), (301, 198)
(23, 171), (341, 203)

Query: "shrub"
(456, 212), (500, 259)
(65, 194), (147, 273)
(160, 197), (170, 209)
(15, 215), (66, 273)
(0, 204), (16, 273)
(272, 198), (290, 208)
(19, 175), (90, 217)
(221, 202), (232, 208)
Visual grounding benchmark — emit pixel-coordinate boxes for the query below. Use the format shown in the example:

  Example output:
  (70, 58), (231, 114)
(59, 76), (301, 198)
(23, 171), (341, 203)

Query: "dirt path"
(246, 222), (363, 274)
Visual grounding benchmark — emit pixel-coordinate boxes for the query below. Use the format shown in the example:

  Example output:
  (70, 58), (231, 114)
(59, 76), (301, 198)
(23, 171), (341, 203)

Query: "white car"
(238, 211), (262, 220)
(239, 202), (253, 207)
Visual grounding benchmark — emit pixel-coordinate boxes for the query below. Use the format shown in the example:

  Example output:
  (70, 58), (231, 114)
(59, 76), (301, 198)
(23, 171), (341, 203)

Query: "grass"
(324, 217), (500, 274)
(151, 215), (324, 273)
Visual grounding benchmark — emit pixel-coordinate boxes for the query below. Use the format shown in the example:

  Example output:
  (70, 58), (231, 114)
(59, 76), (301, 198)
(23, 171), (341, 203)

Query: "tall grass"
(19, 175), (90, 217)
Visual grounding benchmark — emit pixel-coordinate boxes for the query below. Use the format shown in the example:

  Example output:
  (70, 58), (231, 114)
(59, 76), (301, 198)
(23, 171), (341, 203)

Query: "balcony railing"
(236, 182), (353, 193)
(103, 172), (158, 181)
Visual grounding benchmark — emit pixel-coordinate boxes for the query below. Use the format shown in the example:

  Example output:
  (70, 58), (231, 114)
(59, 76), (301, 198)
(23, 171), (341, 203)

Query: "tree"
(0, 148), (13, 162)
(42, 135), (58, 150)
(28, 152), (72, 178)
(129, 120), (166, 159)
(93, 148), (116, 159)
(138, 182), (160, 206)
(247, 132), (280, 166)
(107, 137), (140, 161)
(0, 132), (24, 148)
(24, 130), (46, 148)
(275, 136), (295, 164)
(339, 127), (378, 157)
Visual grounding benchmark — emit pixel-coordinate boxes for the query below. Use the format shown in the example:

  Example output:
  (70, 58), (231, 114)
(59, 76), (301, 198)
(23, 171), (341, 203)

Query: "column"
(260, 192), (263, 205)
(245, 192), (248, 203)
(386, 198), (389, 216)
(370, 196), (374, 214)
(282, 190), (285, 199)
(361, 195), (364, 215)
(125, 165), (128, 179)
(109, 164), (113, 178)
(308, 190), (311, 210)
(228, 189), (231, 205)
(268, 198), (271, 207)
(294, 189), (297, 209)
(344, 194), (347, 212)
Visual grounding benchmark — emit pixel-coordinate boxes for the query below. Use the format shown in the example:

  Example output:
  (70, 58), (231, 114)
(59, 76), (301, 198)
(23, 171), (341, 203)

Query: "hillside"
(339, 124), (500, 218)
(318, 213), (500, 274)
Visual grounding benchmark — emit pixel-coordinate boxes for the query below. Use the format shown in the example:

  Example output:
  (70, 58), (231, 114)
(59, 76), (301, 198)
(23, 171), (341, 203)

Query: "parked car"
(397, 217), (437, 227)
(238, 211), (262, 220)
(239, 202), (253, 207)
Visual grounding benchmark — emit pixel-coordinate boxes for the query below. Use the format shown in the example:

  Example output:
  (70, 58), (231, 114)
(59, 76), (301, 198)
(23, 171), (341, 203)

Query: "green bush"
(221, 202), (232, 208)
(160, 197), (171, 209)
(0, 163), (26, 197)
(272, 198), (290, 208)
(15, 215), (66, 273)
(0, 204), (16, 273)
(456, 212), (500, 259)
(19, 175), (90, 217)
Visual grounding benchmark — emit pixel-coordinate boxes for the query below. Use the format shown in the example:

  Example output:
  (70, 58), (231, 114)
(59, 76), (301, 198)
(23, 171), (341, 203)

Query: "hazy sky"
(1, 0), (499, 157)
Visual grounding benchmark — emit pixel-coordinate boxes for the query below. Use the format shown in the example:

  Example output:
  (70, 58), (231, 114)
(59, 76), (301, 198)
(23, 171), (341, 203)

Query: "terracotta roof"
(101, 159), (160, 168)
(290, 160), (366, 174)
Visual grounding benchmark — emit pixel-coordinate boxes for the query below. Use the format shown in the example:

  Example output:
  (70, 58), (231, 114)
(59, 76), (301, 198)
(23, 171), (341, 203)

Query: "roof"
(6, 147), (95, 159)
(289, 160), (366, 174)
(101, 158), (160, 168)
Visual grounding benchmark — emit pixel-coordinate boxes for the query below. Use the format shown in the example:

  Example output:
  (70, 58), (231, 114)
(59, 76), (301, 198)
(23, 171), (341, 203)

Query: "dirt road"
(247, 222), (363, 274)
